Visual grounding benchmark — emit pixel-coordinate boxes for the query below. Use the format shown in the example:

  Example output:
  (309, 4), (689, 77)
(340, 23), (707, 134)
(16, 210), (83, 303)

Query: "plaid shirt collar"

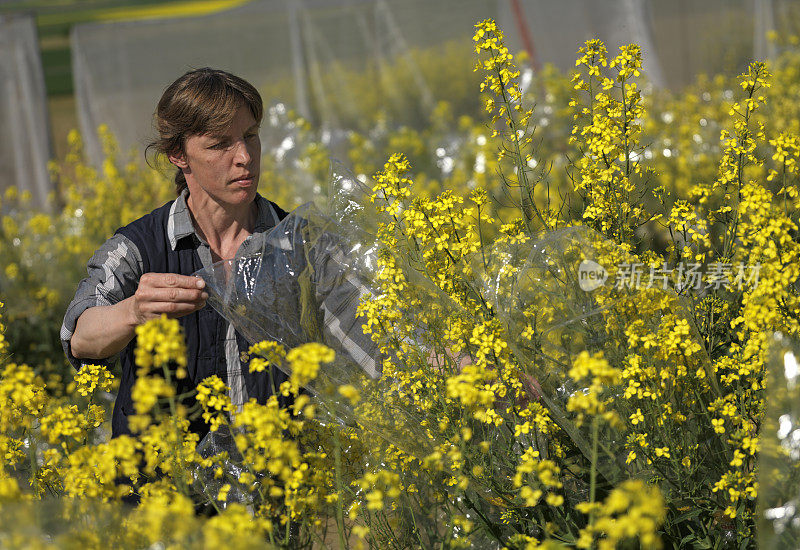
(167, 188), (274, 251)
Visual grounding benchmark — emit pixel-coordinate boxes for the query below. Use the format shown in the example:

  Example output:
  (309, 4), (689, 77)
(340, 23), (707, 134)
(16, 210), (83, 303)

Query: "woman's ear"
(168, 150), (189, 170)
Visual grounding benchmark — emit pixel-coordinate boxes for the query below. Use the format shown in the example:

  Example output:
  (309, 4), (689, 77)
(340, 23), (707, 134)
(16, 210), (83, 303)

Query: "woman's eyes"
(208, 134), (258, 149)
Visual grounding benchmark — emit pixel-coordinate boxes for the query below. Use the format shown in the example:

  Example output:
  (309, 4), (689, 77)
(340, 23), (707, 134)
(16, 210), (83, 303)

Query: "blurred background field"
(0, 0), (254, 160)
(2, 2), (800, 547)
(2, 0), (799, 183)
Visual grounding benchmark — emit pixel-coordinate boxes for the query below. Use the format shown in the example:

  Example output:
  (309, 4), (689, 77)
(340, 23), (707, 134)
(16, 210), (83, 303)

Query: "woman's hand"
(426, 348), (543, 404)
(519, 374), (543, 406)
(129, 273), (208, 325)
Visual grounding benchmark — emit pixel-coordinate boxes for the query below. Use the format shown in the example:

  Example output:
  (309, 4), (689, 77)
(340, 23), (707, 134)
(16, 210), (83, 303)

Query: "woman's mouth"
(231, 175), (255, 186)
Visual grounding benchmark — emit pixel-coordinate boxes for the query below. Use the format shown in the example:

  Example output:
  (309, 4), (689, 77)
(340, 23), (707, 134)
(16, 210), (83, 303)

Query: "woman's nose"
(234, 139), (251, 165)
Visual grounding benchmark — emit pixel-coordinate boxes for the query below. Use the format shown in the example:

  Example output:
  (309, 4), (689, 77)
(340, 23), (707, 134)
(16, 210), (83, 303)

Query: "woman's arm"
(70, 298), (138, 360)
(71, 273), (208, 360)
(62, 234), (206, 367)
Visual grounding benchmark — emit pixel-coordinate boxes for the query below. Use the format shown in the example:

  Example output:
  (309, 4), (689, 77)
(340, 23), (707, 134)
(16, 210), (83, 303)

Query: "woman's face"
(171, 104), (261, 207)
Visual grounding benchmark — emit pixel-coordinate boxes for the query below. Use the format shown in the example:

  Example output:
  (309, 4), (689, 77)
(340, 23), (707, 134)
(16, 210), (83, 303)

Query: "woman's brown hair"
(147, 68), (263, 195)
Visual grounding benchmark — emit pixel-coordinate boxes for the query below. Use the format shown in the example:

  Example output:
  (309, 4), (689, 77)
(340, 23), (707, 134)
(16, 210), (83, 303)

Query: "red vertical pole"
(509, 0), (541, 72)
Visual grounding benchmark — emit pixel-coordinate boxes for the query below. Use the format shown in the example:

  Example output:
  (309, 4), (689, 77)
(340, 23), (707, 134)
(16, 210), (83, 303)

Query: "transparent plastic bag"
(192, 165), (714, 509)
(192, 423), (256, 511)
(195, 200), (382, 390)
(759, 332), (800, 548)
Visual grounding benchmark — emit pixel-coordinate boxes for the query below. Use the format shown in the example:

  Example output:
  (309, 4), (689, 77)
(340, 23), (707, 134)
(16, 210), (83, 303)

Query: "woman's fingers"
(136, 287), (207, 303)
(521, 374), (543, 402)
(137, 300), (206, 319)
(140, 272), (205, 289)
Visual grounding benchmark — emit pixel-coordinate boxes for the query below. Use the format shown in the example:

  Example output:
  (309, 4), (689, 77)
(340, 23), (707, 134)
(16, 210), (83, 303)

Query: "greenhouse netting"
(70, 0), (797, 171)
(0, 13), (53, 211)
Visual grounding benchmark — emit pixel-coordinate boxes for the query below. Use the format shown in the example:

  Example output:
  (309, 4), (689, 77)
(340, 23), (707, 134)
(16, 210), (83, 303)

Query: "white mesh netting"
(70, 0), (797, 177)
(0, 13), (54, 211)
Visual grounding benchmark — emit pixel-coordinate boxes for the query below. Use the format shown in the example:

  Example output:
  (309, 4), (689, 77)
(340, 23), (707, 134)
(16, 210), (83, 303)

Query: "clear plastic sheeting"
(194, 162), (732, 505)
(758, 332), (800, 548)
(478, 227), (626, 483)
(193, 167), (642, 495)
(0, 13), (53, 211)
(500, 0), (665, 87)
(296, 0), (495, 132)
(193, 424), (256, 511)
(195, 201), (382, 389)
(194, 195), (451, 462)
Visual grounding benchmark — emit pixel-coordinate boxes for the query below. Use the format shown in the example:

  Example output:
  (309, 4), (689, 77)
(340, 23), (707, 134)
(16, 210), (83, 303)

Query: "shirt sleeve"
(311, 232), (382, 379)
(60, 233), (144, 370)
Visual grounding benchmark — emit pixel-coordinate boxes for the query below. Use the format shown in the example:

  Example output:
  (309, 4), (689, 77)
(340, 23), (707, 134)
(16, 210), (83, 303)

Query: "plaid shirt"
(61, 190), (379, 406)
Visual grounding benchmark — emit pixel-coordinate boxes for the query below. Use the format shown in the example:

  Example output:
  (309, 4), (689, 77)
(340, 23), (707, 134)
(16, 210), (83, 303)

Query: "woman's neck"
(186, 193), (257, 260)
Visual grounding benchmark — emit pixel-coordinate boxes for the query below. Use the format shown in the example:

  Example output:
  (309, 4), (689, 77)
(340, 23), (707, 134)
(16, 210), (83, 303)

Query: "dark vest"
(111, 198), (291, 438)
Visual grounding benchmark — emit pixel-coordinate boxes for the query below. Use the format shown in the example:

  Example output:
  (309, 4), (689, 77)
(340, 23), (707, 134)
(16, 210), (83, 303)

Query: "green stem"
(620, 76), (632, 244)
(477, 203), (488, 273)
(488, 41), (547, 232)
(783, 162), (788, 217)
(162, 364), (190, 497)
(589, 416), (599, 523)
(723, 82), (756, 260)
(334, 436), (348, 550)
(28, 428), (39, 496)
(462, 493), (505, 546)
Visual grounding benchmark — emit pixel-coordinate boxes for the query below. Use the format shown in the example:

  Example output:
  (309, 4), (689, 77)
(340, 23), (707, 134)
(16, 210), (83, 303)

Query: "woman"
(61, 68), (291, 438)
